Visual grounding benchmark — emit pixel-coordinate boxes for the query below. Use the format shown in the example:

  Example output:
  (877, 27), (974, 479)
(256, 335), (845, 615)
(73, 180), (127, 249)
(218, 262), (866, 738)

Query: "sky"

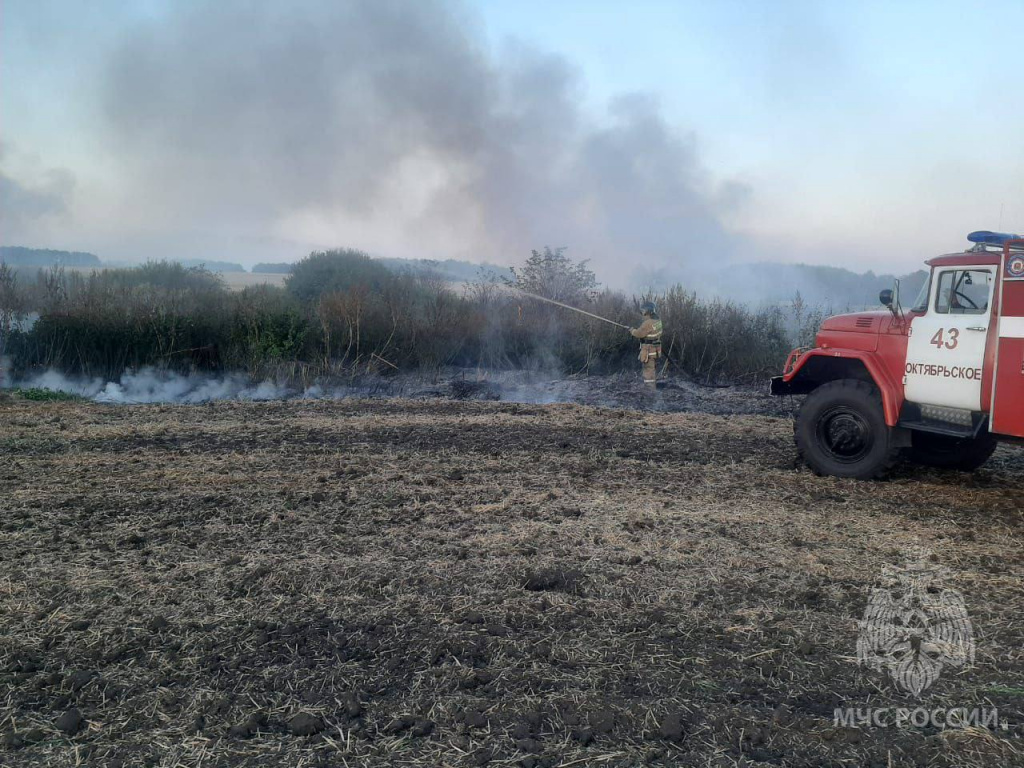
(1, 0), (1022, 285)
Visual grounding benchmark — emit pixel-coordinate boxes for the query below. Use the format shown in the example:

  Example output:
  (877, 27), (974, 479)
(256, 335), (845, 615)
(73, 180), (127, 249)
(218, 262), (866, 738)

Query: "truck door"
(904, 266), (995, 411)
(991, 252), (1024, 437)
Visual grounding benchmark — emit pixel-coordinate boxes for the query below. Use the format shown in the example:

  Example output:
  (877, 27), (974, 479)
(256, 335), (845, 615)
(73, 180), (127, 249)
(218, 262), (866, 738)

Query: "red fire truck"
(771, 231), (1024, 479)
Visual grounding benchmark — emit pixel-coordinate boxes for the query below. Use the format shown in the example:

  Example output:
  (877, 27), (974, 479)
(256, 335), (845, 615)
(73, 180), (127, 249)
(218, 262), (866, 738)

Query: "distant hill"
(745, 262), (929, 309)
(252, 262), (294, 274)
(0, 246), (101, 268)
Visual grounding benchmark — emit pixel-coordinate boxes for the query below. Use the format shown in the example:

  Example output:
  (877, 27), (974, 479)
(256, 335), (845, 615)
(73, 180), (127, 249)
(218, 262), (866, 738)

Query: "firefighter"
(629, 301), (663, 388)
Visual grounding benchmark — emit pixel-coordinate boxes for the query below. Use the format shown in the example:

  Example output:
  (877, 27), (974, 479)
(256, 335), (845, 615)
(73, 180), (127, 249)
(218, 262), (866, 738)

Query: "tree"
(287, 249), (394, 303)
(0, 263), (26, 369)
(507, 247), (599, 304)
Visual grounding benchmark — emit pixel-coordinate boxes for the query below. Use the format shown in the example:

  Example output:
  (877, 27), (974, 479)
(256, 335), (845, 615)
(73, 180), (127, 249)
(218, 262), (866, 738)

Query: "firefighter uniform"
(629, 304), (663, 388)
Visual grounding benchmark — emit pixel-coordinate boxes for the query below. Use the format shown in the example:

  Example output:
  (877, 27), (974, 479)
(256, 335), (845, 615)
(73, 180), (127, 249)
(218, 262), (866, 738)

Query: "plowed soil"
(1, 396), (1022, 767)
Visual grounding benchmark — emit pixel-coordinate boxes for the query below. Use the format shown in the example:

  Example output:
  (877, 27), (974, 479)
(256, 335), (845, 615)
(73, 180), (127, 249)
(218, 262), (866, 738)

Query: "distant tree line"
(377, 257), (511, 284)
(0, 248), (797, 384)
(0, 246), (101, 268)
(1, 244), (926, 306)
(176, 259), (247, 273)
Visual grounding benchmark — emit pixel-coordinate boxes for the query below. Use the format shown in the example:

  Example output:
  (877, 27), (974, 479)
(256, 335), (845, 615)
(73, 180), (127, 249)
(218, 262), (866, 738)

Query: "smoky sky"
(100, 0), (745, 283)
(0, 144), (76, 238)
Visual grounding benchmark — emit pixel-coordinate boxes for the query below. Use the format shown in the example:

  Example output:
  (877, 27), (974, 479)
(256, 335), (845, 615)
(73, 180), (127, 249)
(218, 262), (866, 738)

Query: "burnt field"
(1, 396), (1023, 767)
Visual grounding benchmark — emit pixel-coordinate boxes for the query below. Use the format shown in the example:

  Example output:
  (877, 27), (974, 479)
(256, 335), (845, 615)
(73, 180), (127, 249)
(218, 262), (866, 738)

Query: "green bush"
(230, 286), (313, 372)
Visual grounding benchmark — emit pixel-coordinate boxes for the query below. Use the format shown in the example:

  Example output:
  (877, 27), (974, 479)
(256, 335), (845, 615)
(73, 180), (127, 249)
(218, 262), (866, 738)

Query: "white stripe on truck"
(1000, 316), (1024, 338)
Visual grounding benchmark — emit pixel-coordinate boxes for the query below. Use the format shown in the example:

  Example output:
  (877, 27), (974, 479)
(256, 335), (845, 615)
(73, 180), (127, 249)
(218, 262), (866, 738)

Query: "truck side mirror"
(879, 289), (894, 307)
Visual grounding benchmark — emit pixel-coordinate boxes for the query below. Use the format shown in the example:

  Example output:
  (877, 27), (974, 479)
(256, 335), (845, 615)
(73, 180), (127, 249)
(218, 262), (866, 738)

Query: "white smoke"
(4, 366), (602, 406)
(8, 367), (296, 404)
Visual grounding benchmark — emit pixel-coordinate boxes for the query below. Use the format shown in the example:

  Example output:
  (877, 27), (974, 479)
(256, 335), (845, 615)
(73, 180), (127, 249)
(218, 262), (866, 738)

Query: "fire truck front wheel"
(908, 431), (999, 472)
(795, 380), (899, 480)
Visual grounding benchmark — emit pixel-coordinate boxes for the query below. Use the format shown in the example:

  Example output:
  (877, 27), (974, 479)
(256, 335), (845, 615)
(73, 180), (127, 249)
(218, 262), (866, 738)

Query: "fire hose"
(512, 288), (631, 330)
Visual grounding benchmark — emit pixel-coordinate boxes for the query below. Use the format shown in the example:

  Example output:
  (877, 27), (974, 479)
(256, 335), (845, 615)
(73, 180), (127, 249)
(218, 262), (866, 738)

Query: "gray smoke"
(101, 0), (747, 285)
(0, 143), (76, 237)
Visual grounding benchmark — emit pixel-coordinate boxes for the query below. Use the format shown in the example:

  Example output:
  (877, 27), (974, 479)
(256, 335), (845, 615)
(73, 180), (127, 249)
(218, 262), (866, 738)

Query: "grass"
(983, 686), (1024, 697)
(7, 388), (85, 402)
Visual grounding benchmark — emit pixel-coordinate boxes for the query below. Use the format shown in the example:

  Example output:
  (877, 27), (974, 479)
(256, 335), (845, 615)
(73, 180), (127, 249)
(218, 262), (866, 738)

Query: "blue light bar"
(968, 230), (1023, 246)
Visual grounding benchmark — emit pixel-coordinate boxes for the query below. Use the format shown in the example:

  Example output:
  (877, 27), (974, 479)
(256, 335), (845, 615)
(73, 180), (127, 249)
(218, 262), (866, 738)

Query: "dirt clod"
(287, 712), (324, 736)
(227, 722), (253, 739)
(572, 727), (595, 745)
(385, 715), (416, 735)
(55, 708), (84, 735)
(228, 712), (266, 739)
(342, 695), (363, 719)
(68, 670), (95, 692)
(410, 718), (435, 737)
(657, 713), (685, 743)
(471, 747), (494, 765)
(522, 567), (583, 594)
(515, 737), (541, 753)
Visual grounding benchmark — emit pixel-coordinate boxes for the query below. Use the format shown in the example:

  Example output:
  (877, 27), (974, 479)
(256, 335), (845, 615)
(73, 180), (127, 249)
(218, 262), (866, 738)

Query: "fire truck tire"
(907, 431), (999, 472)
(794, 379), (899, 480)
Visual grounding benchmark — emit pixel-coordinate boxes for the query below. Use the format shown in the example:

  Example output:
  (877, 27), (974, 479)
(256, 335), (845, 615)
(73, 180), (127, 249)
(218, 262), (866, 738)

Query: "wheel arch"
(776, 350), (903, 426)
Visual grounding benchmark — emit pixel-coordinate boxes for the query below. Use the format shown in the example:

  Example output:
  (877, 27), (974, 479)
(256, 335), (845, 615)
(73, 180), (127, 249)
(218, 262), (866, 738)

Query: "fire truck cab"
(771, 231), (1024, 479)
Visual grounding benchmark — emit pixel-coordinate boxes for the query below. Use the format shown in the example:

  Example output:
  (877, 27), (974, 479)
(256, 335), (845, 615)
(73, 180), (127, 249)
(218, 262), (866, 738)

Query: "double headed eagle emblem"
(857, 552), (975, 696)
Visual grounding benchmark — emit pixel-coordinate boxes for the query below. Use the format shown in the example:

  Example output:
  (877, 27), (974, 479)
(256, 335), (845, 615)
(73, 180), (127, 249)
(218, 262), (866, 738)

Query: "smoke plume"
(100, 0), (747, 285)
(0, 143), (76, 239)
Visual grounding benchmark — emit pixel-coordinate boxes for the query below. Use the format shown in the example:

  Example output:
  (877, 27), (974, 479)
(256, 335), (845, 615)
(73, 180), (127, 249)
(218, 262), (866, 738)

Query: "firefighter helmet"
(640, 301), (657, 316)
